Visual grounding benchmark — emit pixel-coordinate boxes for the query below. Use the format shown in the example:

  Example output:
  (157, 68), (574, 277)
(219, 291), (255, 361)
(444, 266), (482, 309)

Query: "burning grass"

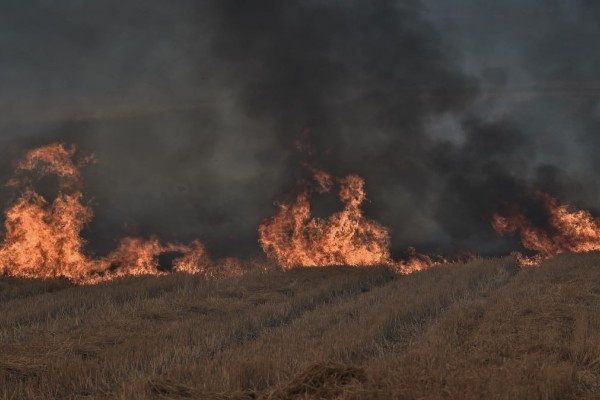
(3, 142), (600, 399)
(0, 144), (454, 284)
(2, 142), (600, 285)
(258, 166), (458, 274)
(2, 254), (600, 399)
(493, 193), (600, 266)
(0, 143), (247, 283)
(0, 141), (486, 300)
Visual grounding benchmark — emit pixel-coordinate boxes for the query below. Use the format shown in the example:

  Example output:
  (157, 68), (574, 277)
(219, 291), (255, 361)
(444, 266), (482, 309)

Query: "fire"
(15, 143), (90, 187)
(0, 143), (457, 283)
(258, 167), (444, 273)
(394, 247), (452, 275)
(0, 144), (104, 280)
(492, 193), (600, 266)
(0, 143), (236, 283)
(258, 170), (392, 268)
(99, 237), (230, 280)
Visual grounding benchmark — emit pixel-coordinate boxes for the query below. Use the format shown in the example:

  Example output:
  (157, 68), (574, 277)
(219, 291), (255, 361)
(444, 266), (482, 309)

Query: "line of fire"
(1, 142), (598, 284)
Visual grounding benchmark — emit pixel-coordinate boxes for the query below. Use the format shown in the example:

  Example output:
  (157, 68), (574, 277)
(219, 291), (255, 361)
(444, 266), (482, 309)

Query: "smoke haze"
(1, 0), (599, 258)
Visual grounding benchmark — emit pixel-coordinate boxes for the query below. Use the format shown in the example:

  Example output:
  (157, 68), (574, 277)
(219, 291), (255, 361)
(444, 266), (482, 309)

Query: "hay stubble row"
(1, 254), (600, 399)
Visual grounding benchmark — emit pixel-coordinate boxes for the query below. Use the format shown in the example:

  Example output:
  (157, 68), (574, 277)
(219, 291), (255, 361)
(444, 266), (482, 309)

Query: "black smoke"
(0, 1), (599, 259)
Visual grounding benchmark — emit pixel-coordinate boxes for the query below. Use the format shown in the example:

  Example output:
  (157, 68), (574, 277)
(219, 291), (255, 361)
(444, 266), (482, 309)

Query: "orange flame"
(0, 143), (457, 282)
(258, 167), (446, 273)
(492, 193), (600, 266)
(96, 237), (218, 281)
(0, 144), (104, 280)
(15, 143), (89, 186)
(0, 143), (238, 283)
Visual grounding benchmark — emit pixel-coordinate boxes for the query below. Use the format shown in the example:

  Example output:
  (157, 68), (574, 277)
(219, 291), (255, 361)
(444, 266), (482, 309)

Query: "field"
(1, 254), (600, 399)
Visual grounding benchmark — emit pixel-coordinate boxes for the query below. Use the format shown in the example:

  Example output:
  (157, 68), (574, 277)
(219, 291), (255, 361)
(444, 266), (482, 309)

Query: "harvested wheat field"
(1, 254), (600, 399)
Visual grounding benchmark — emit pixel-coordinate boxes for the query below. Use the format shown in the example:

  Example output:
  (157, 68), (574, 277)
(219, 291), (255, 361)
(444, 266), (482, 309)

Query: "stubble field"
(2, 254), (600, 399)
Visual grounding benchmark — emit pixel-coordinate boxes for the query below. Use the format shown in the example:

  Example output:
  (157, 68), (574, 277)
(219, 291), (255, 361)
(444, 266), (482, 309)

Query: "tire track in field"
(156, 258), (519, 393)
(373, 257), (520, 356)
(140, 268), (397, 361)
(0, 267), (396, 399)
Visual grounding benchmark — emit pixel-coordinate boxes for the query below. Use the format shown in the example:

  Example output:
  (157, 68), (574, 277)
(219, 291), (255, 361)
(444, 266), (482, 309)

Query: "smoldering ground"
(0, 0), (599, 258)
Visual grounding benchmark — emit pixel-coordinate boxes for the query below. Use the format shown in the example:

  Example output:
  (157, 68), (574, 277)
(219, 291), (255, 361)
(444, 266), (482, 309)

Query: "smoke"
(0, 0), (599, 258)
(421, 0), (600, 252)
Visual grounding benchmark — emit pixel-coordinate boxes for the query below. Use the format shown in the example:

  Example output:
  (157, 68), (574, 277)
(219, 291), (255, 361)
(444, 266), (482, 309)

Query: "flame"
(394, 247), (451, 274)
(0, 143), (235, 283)
(492, 193), (600, 266)
(95, 237), (221, 281)
(258, 167), (446, 273)
(258, 170), (392, 268)
(0, 144), (104, 280)
(0, 143), (458, 283)
(15, 143), (90, 186)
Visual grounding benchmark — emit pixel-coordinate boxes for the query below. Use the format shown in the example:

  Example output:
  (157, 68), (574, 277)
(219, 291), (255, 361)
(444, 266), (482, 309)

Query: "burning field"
(1, 142), (600, 284)
(2, 143), (600, 399)
(0, 143), (241, 283)
(3, 253), (600, 399)
(0, 142), (454, 283)
(3, 0), (600, 399)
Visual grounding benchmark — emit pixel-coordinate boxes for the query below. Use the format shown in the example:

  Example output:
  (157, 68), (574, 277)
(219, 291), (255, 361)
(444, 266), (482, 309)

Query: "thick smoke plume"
(1, 1), (599, 259)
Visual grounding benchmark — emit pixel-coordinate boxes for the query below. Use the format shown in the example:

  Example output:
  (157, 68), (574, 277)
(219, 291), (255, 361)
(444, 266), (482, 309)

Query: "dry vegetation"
(1, 254), (600, 399)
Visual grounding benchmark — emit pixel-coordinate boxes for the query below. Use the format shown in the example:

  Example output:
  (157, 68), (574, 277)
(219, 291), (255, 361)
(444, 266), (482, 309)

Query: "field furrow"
(2, 254), (600, 400)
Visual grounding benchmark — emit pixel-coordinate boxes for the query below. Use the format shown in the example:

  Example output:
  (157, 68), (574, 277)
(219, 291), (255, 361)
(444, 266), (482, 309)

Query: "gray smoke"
(0, 0), (599, 258)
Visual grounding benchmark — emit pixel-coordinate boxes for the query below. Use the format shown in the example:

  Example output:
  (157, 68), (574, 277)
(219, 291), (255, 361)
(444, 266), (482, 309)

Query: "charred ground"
(2, 254), (600, 399)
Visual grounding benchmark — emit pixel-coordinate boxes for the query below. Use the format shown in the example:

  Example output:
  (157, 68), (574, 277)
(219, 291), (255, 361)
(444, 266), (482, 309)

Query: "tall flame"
(0, 143), (458, 283)
(492, 193), (600, 265)
(0, 144), (104, 280)
(0, 143), (235, 283)
(258, 167), (445, 273)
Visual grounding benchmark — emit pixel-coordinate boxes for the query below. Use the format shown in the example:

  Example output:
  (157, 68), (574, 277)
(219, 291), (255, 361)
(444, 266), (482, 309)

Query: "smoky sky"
(0, 0), (599, 258)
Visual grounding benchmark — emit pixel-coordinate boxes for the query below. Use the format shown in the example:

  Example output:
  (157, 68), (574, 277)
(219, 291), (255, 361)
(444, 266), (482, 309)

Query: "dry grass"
(1, 254), (600, 399)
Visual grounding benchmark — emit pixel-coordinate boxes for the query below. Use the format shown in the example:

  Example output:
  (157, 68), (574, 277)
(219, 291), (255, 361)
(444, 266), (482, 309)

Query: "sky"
(0, 0), (599, 258)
